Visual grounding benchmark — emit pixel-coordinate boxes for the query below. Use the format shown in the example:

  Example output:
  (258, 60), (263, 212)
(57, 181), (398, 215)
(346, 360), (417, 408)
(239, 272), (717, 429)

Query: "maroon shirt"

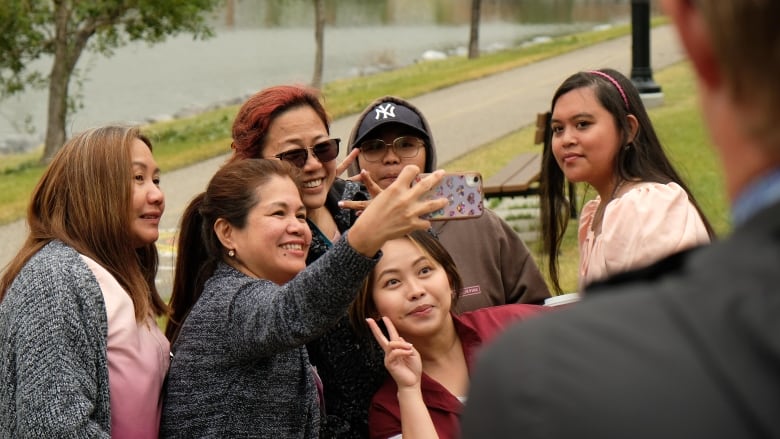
(368, 304), (545, 439)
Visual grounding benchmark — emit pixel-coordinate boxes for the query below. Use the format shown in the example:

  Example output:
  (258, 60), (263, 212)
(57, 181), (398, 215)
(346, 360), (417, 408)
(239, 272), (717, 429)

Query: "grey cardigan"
(160, 234), (378, 438)
(0, 240), (111, 437)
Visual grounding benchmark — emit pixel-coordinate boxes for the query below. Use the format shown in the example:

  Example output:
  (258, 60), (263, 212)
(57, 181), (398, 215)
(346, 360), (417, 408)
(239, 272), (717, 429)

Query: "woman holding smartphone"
(167, 85), (387, 438)
(161, 160), (446, 437)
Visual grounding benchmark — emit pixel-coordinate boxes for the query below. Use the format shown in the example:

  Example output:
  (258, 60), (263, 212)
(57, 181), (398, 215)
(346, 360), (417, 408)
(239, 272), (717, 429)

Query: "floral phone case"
(413, 172), (484, 220)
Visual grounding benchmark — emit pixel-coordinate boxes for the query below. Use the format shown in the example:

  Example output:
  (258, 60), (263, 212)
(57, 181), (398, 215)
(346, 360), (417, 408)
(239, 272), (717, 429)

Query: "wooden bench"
(482, 152), (542, 198)
(483, 112), (578, 218)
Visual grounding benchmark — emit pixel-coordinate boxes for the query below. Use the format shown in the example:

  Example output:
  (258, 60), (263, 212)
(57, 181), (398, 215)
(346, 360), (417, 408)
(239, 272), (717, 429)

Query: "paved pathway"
(0, 25), (684, 283)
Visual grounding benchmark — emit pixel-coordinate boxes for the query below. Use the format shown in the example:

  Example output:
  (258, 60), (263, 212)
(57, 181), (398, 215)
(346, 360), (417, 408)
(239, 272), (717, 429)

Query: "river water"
(0, 0), (645, 152)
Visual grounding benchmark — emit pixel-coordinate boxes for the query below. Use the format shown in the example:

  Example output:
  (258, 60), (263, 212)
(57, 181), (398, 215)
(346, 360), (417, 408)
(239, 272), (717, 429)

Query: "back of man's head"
(698, 1), (780, 150)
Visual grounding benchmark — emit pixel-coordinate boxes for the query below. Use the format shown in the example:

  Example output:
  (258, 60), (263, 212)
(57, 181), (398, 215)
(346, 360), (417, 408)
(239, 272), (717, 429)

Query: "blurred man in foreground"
(461, 1), (780, 437)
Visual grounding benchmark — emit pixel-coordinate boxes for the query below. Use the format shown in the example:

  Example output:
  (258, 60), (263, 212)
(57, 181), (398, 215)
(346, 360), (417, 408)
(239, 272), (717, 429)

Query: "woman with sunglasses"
(165, 84), (383, 438)
(226, 85), (364, 267)
(166, 85), (362, 340)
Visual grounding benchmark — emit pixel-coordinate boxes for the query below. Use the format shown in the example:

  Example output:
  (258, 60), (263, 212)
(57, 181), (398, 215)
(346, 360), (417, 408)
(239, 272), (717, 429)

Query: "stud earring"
(228, 249), (235, 258)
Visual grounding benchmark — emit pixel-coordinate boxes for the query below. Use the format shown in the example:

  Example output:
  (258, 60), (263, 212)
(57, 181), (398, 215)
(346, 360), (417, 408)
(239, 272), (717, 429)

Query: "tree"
(0, 0), (221, 163)
(468, 0), (482, 59)
(225, 0), (235, 28)
(311, 0), (325, 89)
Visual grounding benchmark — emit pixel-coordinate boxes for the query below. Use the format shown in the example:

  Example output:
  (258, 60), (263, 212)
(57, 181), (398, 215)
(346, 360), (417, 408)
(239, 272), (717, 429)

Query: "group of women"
(0, 68), (713, 438)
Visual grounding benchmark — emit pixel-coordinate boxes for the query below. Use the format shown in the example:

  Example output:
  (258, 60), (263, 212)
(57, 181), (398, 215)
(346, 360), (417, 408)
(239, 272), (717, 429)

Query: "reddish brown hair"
(230, 85), (330, 161)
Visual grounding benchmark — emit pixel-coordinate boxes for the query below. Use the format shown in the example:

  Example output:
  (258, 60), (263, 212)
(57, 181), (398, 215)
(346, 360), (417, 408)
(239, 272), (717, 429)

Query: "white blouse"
(577, 182), (711, 291)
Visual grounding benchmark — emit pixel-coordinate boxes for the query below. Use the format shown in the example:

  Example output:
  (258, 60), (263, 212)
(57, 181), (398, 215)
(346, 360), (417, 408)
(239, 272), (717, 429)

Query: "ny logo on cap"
(373, 103), (396, 120)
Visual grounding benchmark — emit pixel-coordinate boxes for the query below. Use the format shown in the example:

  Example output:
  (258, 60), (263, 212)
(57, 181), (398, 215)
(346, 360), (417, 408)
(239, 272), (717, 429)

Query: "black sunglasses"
(273, 138), (340, 168)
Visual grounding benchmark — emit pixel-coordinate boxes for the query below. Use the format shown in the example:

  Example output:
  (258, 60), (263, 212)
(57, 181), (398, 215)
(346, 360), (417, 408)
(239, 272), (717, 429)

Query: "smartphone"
(413, 172), (484, 220)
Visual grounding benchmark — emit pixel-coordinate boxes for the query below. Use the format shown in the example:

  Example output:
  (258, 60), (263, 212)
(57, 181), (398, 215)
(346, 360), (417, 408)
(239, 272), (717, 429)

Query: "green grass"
(443, 62), (730, 293)
(321, 21), (645, 117)
(0, 18), (666, 225)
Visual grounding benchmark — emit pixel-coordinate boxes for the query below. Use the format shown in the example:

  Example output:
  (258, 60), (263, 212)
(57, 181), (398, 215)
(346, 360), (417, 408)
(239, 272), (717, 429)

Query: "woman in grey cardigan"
(161, 159), (446, 437)
(0, 126), (170, 437)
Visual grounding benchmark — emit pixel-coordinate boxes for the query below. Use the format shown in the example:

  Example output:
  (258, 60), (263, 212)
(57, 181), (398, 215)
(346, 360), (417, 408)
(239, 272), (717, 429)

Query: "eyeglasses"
(358, 136), (425, 162)
(273, 138), (340, 169)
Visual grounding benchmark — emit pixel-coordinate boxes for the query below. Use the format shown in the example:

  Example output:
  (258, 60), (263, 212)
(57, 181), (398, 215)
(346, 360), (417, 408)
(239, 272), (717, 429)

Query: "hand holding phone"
(413, 172), (484, 220)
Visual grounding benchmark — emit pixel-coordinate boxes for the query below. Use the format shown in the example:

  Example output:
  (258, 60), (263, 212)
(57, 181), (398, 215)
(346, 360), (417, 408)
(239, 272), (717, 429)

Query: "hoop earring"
(228, 249), (235, 258)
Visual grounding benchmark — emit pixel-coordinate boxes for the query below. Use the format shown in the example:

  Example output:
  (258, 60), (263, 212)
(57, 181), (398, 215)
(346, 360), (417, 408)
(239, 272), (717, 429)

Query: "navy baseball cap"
(352, 101), (430, 148)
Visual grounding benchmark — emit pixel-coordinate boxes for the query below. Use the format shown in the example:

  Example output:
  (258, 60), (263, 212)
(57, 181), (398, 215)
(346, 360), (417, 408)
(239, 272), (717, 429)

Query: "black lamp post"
(630, 0), (662, 95)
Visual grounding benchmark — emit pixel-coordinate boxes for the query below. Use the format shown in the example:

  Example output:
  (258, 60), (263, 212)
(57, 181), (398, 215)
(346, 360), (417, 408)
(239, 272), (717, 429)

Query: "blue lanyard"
(732, 168), (780, 226)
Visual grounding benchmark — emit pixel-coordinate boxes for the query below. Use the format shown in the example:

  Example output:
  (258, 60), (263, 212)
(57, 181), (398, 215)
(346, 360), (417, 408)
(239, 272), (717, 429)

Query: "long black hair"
(539, 68), (715, 293)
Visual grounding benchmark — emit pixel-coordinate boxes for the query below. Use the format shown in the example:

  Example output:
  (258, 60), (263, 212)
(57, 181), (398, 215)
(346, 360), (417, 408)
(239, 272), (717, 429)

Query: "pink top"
(81, 255), (170, 439)
(578, 182), (710, 291)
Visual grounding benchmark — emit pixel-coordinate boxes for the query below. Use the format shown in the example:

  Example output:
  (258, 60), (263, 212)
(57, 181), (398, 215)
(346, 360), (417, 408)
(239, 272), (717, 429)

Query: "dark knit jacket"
(161, 234), (378, 438)
(0, 240), (111, 437)
(306, 178), (367, 266)
(304, 178), (385, 438)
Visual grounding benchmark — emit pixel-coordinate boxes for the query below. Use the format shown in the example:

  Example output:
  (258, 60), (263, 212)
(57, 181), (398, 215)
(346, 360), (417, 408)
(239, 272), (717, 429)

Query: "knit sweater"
(160, 235), (379, 438)
(303, 178), (385, 439)
(0, 240), (111, 437)
(306, 178), (367, 266)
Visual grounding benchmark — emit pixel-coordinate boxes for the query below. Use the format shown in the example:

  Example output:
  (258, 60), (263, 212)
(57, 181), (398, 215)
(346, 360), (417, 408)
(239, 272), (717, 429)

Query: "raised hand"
(367, 316), (422, 390)
(338, 169), (382, 213)
(335, 147), (361, 177)
(346, 166), (446, 256)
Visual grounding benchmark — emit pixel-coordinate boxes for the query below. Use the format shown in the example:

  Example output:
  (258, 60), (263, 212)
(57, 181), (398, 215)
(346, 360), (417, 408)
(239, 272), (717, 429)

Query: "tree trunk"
(41, 3), (92, 163)
(468, 0), (482, 59)
(311, 0), (325, 89)
(225, 0), (235, 28)
(43, 53), (70, 163)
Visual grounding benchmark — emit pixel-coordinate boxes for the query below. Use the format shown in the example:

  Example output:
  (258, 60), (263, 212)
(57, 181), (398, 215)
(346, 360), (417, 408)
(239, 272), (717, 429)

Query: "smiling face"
(370, 237), (453, 339)
(220, 175), (312, 285)
(358, 123), (427, 189)
(262, 105), (335, 210)
(550, 86), (623, 196)
(129, 138), (164, 248)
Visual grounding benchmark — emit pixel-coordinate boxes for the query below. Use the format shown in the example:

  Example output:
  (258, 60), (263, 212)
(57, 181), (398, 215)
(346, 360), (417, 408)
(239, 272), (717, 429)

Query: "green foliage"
(0, 0), (217, 96)
(0, 1), (48, 96)
(0, 0), (222, 161)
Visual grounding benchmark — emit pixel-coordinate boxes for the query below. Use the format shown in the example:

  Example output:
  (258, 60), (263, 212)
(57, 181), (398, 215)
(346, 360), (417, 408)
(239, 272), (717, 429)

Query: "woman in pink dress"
(540, 68), (715, 294)
(0, 126), (170, 437)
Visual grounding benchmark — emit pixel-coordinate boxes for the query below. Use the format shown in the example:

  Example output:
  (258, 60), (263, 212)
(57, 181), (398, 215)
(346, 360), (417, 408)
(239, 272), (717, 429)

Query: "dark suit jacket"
(461, 201), (780, 439)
